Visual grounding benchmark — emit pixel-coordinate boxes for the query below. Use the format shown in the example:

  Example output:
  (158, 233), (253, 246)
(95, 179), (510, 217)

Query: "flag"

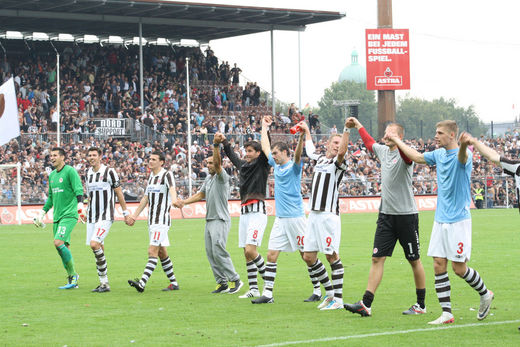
(303, 103), (310, 109)
(0, 78), (20, 146)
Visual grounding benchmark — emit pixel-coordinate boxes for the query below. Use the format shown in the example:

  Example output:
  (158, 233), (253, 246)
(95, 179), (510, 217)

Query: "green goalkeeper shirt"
(43, 165), (84, 222)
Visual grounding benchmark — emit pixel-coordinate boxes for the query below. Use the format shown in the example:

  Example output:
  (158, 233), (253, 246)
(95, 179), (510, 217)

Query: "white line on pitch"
(256, 319), (520, 347)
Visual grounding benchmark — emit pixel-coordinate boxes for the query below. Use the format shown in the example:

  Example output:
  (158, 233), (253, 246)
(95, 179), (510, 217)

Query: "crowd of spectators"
(1, 43), (312, 142)
(1, 130), (518, 208)
(0, 42), (517, 208)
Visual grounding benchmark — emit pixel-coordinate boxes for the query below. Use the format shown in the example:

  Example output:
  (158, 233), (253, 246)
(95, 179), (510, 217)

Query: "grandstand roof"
(0, 0), (345, 43)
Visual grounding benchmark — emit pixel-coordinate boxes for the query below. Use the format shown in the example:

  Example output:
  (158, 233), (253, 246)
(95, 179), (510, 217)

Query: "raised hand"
(262, 115), (273, 127)
(214, 132), (225, 144)
(346, 117), (361, 129)
(298, 120), (309, 133)
(458, 132), (474, 146)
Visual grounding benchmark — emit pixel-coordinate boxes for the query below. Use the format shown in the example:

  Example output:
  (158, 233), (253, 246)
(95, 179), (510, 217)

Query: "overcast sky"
(176, 0), (520, 123)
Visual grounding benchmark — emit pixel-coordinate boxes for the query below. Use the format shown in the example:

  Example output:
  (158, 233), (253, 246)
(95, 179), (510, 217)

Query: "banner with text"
(366, 28), (410, 90)
(0, 196), (475, 225)
(93, 118), (127, 136)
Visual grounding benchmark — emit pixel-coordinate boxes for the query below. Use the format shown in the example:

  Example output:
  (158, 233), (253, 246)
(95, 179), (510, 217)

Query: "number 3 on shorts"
(457, 242), (464, 254)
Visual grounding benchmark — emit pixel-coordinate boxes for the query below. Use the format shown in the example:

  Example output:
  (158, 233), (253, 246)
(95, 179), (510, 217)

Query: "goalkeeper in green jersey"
(34, 147), (85, 289)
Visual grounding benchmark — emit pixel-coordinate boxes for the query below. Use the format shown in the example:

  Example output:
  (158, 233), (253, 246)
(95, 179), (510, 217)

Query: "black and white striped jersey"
(308, 155), (346, 215)
(499, 156), (520, 213)
(86, 164), (120, 223)
(305, 140), (347, 215)
(146, 168), (175, 226)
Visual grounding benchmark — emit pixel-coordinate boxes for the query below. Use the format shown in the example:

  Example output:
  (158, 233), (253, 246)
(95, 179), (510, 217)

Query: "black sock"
(416, 288), (426, 309)
(362, 290), (375, 308)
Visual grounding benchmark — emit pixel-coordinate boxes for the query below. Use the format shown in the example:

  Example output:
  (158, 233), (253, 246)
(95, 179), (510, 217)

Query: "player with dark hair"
(343, 117), (426, 317)
(386, 120), (494, 324)
(219, 132), (270, 298)
(250, 116), (318, 304)
(302, 119), (350, 310)
(34, 147), (85, 289)
(176, 139), (243, 294)
(127, 151), (180, 292)
(85, 146), (131, 292)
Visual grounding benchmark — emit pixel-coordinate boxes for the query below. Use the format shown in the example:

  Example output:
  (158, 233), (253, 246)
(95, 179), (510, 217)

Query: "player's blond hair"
(328, 134), (342, 143)
(436, 120), (458, 135)
(386, 123), (405, 137)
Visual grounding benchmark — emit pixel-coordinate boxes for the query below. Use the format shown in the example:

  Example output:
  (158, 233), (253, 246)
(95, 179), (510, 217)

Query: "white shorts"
(304, 211), (341, 255)
(149, 224), (171, 247)
(268, 216), (306, 252)
(427, 219), (472, 262)
(86, 220), (113, 245)
(238, 212), (267, 248)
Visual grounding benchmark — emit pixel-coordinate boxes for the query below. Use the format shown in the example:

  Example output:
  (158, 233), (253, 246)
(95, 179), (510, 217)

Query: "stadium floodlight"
(58, 33), (74, 42)
(131, 37), (148, 45)
(6, 31), (23, 40)
(108, 36), (124, 44)
(32, 32), (50, 41)
(180, 39), (199, 47)
(82, 35), (100, 44)
(149, 38), (168, 46)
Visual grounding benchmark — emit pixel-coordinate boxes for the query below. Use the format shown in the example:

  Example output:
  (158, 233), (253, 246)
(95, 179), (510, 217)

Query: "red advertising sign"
(366, 29), (410, 90)
(0, 196), (475, 225)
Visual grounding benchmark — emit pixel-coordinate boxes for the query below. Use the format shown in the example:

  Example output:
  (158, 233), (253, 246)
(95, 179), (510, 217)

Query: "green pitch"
(1, 210), (519, 346)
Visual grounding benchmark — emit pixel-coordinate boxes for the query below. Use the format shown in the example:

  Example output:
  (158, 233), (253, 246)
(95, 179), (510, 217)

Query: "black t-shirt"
(222, 142), (269, 203)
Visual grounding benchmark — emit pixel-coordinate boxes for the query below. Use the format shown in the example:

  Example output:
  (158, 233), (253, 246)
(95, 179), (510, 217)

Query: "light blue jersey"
(268, 153), (305, 218)
(424, 148), (472, 223)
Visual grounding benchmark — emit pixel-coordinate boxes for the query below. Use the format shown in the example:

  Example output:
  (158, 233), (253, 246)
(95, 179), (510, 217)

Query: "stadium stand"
(0, 42), (517, 209)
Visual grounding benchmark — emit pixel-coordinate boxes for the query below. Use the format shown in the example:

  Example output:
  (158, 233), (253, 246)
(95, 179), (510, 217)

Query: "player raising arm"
(250, 116), (318, 304)
(343, 117), (426, 317)
(302, 118), (350, 310)
(385, 121), (494, 324)
(176, 137), (243, 295)
(220, 131), (270, 299)
(34, 147), (84, 289)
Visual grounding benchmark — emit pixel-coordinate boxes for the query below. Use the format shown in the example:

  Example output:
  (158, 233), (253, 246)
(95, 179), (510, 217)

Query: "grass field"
(1, 209), (519, 346)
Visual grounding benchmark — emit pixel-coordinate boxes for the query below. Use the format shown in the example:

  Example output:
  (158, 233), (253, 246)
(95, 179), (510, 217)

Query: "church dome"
(338, 50), (366, 83)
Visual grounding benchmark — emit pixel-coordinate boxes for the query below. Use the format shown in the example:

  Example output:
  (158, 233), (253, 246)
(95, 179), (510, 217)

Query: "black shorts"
(372, 213), (420, 261)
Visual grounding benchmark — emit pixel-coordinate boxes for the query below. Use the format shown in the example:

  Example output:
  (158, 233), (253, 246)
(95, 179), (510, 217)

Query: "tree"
(317, 80), (377, 134)
(396, 97), (487, 139)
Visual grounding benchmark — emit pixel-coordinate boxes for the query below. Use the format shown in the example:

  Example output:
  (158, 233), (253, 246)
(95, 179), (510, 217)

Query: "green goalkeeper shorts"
(53, 217), (78, 245)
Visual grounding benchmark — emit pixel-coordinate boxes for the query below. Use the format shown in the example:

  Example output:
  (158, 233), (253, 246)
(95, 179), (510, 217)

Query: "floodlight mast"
(186, 57), (192, 196)
(49, 40), (60, 147)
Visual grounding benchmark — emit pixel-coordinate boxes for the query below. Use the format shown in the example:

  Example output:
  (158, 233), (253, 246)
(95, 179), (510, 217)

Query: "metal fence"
(1, 171), (516, 208)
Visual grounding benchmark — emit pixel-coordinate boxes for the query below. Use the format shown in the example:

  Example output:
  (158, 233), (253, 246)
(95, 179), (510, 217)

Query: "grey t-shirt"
(199, 169), (231, 221)
(373, 143), (418, 214)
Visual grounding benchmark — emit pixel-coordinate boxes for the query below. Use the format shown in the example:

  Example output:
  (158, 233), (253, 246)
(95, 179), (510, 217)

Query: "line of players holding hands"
(34, 115), (520, 325)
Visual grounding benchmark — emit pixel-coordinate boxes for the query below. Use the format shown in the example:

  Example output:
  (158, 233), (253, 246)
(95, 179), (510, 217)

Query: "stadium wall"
(0, 196), (473, 225)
